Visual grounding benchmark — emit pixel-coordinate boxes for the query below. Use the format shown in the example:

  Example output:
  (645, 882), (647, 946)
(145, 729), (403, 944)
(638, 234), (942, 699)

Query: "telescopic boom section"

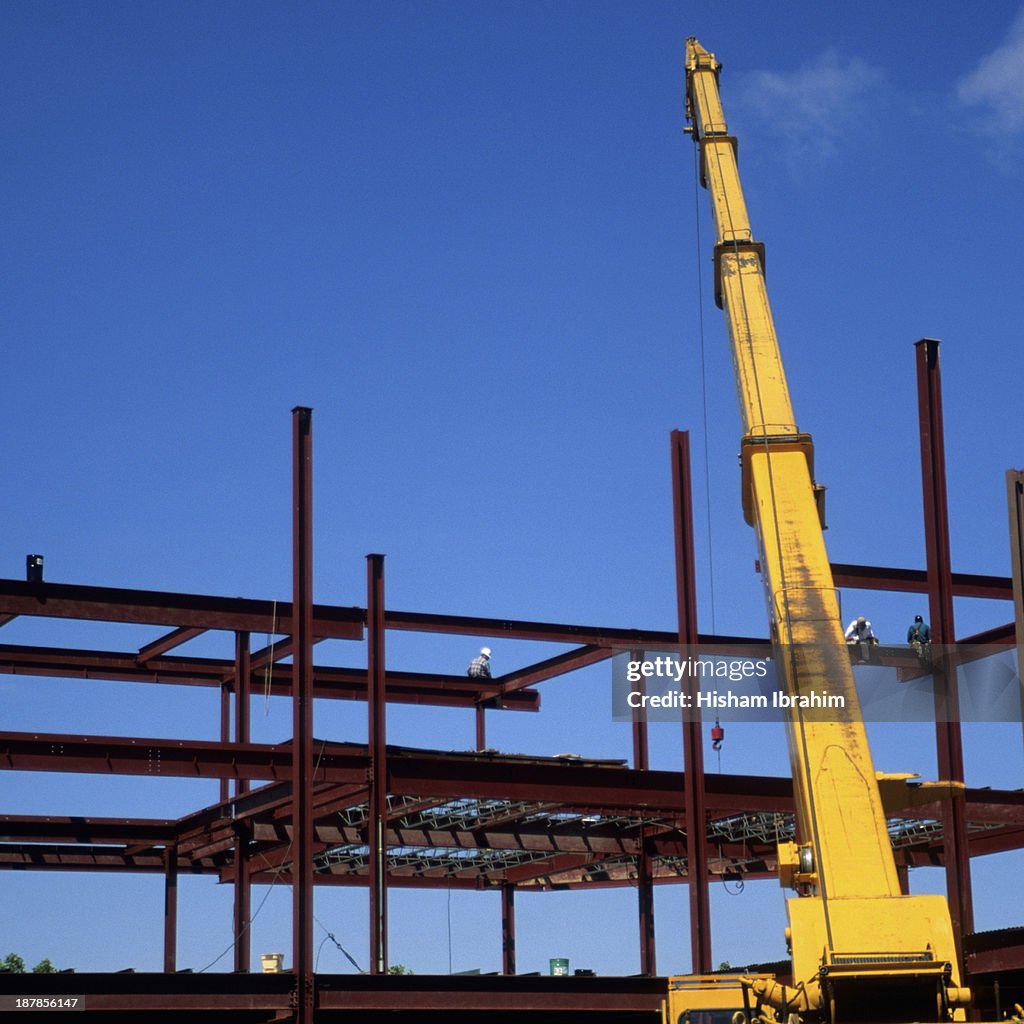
(683, 39), (968, 1022)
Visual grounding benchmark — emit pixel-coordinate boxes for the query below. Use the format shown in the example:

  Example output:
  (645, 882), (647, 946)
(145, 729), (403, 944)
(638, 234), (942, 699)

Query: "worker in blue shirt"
(907, 615), (931, 663)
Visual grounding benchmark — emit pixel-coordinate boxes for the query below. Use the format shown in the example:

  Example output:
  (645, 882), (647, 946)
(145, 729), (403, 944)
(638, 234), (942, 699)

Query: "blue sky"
(2, 1), (1024, 978)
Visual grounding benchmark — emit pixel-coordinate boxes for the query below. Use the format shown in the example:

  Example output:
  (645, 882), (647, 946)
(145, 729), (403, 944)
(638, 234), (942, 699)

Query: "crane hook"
(711, 716), (724, 751)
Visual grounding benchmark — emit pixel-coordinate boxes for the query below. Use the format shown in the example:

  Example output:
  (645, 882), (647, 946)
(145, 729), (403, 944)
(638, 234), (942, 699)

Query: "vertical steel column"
(475, 704), (486, 751)
(631, 647), (650, 771)
(915, 340), (973, 975)
(671, 429), (712, 974)
(896, 862), (911, 896)
(631, 646), (655, 976)
(233, 820), (252, 973)
(1007, 470), (1024, 750)
(219, 682), (231, 804)
(163, 844), (178, 973)
(291, 407), (315, 1020)
(234, 628), (252, 973)
(235, 631), (251, 797)
(367, 552), (388, 975)
(501, 883), (516, 976)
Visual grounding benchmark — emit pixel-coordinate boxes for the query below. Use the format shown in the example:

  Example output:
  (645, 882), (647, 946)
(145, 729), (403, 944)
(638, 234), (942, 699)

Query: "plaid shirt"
(467, 655), (491, 678)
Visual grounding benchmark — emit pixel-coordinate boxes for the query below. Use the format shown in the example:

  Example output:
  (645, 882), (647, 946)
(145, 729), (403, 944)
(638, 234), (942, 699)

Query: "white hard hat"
(480, 647), (492, 657)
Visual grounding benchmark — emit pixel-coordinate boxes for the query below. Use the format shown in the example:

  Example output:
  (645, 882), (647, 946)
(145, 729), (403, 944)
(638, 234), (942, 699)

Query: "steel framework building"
(1, 349), (1023, 1022)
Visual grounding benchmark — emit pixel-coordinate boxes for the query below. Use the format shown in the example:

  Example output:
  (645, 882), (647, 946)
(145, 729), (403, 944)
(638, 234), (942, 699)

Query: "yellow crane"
(670, 39), (970, 1024)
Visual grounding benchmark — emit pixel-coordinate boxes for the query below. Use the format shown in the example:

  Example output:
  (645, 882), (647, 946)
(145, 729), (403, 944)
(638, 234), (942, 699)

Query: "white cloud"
(733, 50), (885, 161)
(957, 8), (1024, 135)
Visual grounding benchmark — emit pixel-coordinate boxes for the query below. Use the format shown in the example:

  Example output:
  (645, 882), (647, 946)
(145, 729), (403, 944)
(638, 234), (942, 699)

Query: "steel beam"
(502, 883), (516, 975)
(0, 643), (540, 712)
(383, 608), (681, 647)
(367, 553), (388, 975)
(232, 819), (251, 973)
(291, 407), (315, 1021)
(498, 645), (612, 695)
(0, 579), (363, 639)
(830, 563), (1012, 602)
(475, 704), (486, 750)
(219, 681), (230, 804)
(1008, 470), (1024, 748)
(138, 626), (204, 663)
(672, 429), (711, 974)
(916, 338), (973, 979)
(629, 643), (655, 976)
(0, 815), (175, 844)
(0, 730), (800, 811)
(163, 844), (178, 972)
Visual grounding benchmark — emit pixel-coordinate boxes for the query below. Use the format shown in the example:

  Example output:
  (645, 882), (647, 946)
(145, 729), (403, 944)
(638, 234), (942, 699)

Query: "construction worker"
(844, 616), (877, 662)
(467, 647), (492, 678)
(907, 615), (931, 663)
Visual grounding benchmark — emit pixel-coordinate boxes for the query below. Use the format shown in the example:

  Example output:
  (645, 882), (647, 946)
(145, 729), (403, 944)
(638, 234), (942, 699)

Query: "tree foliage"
(2, 953), (58, 974)
(2, 953), (25, 974)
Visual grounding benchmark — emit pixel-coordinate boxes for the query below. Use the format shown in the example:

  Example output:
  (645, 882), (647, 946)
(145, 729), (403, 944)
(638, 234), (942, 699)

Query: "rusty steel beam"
(0, 971), (296, 1011)
(0, 970), (662, 1013)
(628, 639), (654, 977)
(291, 407), (315, 1022)
(164, 844), (178, 971)
(233, 633), (253, 973)
(830, 563), (1012, 601)
(219, 681), (231, 805)
(0, 729), (799, 811)
(916, 338), (973, 979)
(0, 643), (540, 712)
(960, 623), (1015, 644)
(0, 814), (176, 844)
(0, 578), (363, 639)
(367, 552), (388, 975)
(383, 608), (681, 647)
(502, 883), (516, 975)
(313, 973), (667, 1012)
(138, 626), (204, 663)
(0, 730), (330, 781)
(475, 703), (486, 749)
(497, 644), (612, 696)
(12, 825), (1019, 882)
(672, 429), (711, 975)
(1009, 470), (1024, 750)
(0, 845), (171, 869)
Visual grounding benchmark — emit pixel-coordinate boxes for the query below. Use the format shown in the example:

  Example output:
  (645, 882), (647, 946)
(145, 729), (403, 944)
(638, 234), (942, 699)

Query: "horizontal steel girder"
(0, 731), (794, 811)
(0, 643), (539, 711)
(0, 579), (363, 638)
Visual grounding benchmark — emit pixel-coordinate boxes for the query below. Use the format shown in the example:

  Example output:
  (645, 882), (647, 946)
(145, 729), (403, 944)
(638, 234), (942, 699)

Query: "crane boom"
(681, 39), (969, 1023)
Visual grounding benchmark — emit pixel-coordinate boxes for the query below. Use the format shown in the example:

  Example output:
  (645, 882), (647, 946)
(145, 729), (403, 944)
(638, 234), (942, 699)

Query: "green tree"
(2, 953), (25, 974)
(33, 959), (57, 974)
(387, 964), (414, 976)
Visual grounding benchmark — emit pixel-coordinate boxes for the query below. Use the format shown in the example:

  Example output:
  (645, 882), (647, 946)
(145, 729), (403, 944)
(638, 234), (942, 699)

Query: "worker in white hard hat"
(844, 616), (876, 643)
(467, 647), (492, 678)
(844, 615), (878, 662)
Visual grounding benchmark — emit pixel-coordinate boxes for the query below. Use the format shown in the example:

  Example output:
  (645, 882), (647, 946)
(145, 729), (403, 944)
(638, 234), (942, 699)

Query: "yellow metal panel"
(721, 261), (798, 438)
